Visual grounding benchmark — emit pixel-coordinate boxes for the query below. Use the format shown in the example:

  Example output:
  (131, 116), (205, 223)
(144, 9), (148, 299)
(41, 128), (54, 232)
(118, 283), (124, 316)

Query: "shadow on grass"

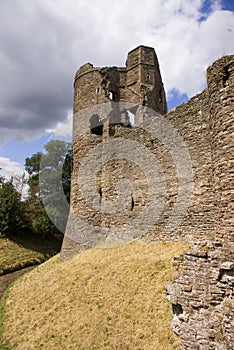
(0, 233), (63, 275)
(6, 233), (62, 257)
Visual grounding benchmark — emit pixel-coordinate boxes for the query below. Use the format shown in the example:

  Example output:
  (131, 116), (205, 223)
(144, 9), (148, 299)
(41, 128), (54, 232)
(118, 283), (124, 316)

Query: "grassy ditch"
(0, 236), (61, 275)
(1, 241), (187, 350)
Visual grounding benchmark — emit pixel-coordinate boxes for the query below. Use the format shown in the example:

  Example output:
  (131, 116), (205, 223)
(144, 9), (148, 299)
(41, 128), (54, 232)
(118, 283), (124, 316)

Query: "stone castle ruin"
(61, 46), (234, 349)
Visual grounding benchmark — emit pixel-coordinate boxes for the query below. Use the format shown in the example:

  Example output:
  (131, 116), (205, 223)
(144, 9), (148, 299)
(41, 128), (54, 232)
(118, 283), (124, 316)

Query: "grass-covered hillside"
(1, 241), (187, 350)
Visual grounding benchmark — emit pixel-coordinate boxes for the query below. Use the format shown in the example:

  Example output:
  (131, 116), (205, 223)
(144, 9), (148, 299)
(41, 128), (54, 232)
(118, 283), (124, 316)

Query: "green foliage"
(24, 140), (72, 239)
(25, 140), (72, 202)
(31, 213), (55, 239)
(22, 200), (59, 240)
(0, 178), (26, 235)
(0, 140), (72, 240)
(0, 235), (61, 276)
(25, 152), (42, 198)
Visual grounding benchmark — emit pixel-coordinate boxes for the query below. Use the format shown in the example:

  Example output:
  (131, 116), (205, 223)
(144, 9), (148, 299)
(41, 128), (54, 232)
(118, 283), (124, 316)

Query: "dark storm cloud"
(0, 0), (134, 142)
(0, 0), (86, 141)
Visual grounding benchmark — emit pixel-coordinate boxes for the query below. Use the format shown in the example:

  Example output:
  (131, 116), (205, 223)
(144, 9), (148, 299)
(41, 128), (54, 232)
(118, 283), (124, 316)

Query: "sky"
(0, 0), (233, 180)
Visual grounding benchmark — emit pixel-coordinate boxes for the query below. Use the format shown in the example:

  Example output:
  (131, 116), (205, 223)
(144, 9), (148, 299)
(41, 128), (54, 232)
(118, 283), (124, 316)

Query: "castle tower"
(61, 46), (167, 258)
(73, 45), (167, 116)
(72, 46), (167, 141)
(125, 46), (167, 116)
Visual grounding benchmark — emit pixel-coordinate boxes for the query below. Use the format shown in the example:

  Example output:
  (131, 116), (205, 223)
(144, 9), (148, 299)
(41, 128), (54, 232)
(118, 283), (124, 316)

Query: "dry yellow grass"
(1, 241), (187, 350)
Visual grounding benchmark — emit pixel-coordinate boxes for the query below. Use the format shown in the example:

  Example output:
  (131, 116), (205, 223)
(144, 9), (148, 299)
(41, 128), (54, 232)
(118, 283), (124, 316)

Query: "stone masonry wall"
(62, 88), (216, 254)
(167, 56), (234, 350)
(167, 241), (234, 349)
(61, 47), (233, 349)
(207, 56), (234, 243)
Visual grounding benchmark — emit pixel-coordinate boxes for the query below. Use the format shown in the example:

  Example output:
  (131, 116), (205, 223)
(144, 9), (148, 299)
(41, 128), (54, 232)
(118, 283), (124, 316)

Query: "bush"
(31, 210), (62, 240)
(0, 179), (26, 235)
(31, 213), (53, 239)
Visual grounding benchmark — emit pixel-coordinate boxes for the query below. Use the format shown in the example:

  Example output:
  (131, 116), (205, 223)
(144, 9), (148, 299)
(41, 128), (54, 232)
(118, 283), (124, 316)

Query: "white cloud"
(136, 2), (234, 97)
(0, 157), (25, 179)
(0, 157), (29, 198)
(0, 156), (27, 186)
(46, 110), (73, 139)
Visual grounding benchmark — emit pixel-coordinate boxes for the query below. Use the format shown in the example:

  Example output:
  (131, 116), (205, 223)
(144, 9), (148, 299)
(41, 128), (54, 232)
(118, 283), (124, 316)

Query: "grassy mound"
(1, 241), (187, 350)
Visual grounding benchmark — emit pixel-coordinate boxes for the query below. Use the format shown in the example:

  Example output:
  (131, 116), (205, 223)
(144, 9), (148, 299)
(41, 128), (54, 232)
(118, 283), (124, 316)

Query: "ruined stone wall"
(125, 46), (167, 114)
(207, 56), (234, 243)
(167, 241), (234, 350)
(164, 90), (215, 239)
(73, 46), (167, 114)
(62, 107), (214, 256)
(167, 56), (234, 350)
(62, 48), (233, 253)
(96, 97), (215, 242)
(61, 49), (233, 349)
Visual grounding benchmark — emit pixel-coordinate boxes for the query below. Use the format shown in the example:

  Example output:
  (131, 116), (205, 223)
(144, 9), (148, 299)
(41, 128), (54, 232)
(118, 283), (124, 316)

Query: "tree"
(11, 172), (28, 200)
(24, 140), (72, 238)
(25, 140), (72, 203)
(25, 152), (42, 198)
(0, 177), (26, 235)
(39, 140), (72, 234)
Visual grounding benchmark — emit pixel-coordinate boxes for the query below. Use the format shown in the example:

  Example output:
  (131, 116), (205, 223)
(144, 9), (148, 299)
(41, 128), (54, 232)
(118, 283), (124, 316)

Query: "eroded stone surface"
(167, 241), (234, 349)
(61, 47), (234, 349)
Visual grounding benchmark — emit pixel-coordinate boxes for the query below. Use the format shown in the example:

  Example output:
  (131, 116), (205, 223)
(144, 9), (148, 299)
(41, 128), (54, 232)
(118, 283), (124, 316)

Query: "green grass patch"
(0, 235), (61, 276)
